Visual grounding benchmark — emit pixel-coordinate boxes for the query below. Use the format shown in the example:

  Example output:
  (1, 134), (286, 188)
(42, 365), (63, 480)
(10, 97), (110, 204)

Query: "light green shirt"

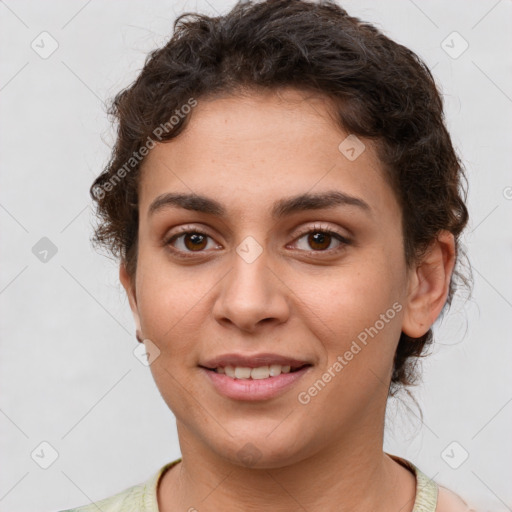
(59, 454), (438, 512)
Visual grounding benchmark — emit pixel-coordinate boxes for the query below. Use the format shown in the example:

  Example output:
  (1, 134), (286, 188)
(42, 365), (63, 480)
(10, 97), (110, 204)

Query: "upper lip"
(200, 353), (312, 369)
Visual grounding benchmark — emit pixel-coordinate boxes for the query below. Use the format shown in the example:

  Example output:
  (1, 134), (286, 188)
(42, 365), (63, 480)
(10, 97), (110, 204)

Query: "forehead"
(138, 88), (399, 223)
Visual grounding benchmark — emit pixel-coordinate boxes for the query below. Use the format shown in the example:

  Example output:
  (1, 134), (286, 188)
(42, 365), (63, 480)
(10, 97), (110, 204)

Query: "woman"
(60, 0), (475, 510)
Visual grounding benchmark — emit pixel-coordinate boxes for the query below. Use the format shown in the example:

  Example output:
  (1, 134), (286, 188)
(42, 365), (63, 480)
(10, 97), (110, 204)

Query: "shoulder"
(55, 459), (181, 512)
(436, 485), (477, 512)
(55, 482), (147, 512)
(386, 453), (477, 512)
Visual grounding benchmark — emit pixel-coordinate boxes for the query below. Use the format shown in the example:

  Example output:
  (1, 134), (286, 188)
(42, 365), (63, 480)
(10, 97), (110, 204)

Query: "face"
(120, 87), (428, 468)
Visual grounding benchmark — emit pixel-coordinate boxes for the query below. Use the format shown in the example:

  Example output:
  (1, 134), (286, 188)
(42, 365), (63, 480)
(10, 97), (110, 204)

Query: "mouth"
(199, 363), (312, 380)
(199, 352), (313, 376)
(198, 356), (313, 401)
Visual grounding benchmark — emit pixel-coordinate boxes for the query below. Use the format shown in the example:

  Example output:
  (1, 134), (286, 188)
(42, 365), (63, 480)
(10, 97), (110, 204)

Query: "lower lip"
(200, 366), (312, 401)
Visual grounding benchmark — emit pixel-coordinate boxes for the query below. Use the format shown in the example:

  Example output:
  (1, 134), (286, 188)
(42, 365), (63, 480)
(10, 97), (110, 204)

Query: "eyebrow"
(148, 190), (372, 219)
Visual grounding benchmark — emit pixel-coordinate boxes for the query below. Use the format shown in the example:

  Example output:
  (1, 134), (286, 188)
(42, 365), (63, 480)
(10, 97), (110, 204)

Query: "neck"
(158, 421), (416, 512)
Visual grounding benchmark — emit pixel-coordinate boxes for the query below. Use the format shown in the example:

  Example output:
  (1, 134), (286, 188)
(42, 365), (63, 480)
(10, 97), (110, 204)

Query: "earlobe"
(119, 262), (141, 332)
(401, 231), (456, 339)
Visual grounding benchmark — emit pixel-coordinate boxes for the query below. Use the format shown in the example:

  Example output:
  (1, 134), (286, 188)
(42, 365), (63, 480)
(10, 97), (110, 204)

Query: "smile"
(198, 352), (314, 400)
(208, 364), (309, 379)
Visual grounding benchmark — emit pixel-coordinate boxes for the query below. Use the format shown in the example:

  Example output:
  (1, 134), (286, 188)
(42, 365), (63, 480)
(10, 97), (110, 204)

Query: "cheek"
(138, 269), (211, 418)
(292, 247), (405, 381)
(302, 250), (403, 331)
(137, 255), (203, 333)
(291, 269), (404, 424)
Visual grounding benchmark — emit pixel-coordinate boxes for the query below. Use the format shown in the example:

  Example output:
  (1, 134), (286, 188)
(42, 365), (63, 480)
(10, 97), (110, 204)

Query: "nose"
(212, 249), (290, 333)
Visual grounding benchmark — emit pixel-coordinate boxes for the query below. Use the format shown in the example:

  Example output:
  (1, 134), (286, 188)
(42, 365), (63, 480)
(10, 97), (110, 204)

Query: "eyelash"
(164, 224), (351, 259)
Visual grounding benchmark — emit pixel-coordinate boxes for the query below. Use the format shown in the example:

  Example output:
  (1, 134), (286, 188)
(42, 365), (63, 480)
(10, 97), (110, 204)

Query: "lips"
(200, 363), (312, 401)
(198, 353), (314, 400)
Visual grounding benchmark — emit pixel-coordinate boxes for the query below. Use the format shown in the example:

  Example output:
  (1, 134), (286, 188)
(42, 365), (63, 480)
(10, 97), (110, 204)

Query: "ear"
(119, 261), (141, 333)
(402, 231), (456, 338)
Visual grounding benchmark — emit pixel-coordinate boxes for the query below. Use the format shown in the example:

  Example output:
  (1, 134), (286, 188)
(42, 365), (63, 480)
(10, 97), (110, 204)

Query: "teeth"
(251, 366), (270, 379)
(234, 367), (252, 379)
(217, 364), (293, 379)
(270, 364), (290, 376)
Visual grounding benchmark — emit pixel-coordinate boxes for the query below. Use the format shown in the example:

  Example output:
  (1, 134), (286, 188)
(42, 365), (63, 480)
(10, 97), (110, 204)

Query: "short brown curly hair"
(90, 0), (470, 395)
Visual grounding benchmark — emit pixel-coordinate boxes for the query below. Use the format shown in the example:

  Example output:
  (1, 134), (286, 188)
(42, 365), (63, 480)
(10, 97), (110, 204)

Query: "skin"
(119, 87), (456, 512)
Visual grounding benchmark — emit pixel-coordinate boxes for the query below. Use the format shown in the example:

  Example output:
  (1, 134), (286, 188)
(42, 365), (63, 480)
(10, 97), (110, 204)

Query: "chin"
(211, 429), (317, 470)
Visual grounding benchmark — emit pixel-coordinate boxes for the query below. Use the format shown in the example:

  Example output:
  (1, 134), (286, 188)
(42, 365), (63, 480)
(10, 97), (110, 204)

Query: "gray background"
(0, 0), (511, 510)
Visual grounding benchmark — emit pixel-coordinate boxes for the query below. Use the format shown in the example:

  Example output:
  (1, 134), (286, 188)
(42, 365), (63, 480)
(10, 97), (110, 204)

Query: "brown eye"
(182, 233), (208, 251)
(165, 229), (220, 258)
(293, 228), (350, 253)
(306, 231), (332, 251)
